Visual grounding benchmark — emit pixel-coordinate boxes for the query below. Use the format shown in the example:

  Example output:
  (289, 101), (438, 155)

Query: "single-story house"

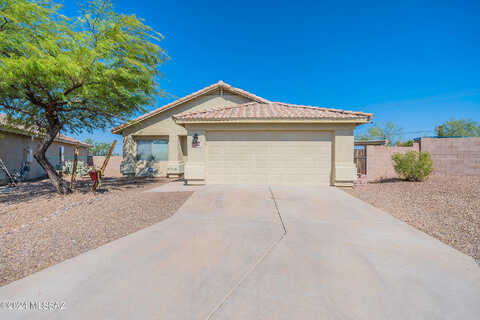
(0, 114), (91, 184)
(112, 81), (372, 187)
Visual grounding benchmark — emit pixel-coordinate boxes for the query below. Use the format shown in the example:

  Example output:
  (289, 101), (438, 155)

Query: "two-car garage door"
(207, 132), (332, 185)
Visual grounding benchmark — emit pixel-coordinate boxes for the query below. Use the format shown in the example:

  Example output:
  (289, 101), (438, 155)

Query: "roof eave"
(0, 125), (36, 137)
(174, 118), (371, 125)
(1, 126), (91, 148)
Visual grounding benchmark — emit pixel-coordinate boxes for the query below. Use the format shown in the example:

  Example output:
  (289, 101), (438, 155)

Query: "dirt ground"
(0, 176), (193, 286)
(345, 175), (480, 263)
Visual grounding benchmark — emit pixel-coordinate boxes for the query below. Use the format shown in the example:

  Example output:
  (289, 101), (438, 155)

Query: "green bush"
(392, 151), (433, 181)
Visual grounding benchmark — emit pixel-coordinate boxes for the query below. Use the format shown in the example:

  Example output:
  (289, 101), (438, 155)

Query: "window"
(137, 139), (168, 161)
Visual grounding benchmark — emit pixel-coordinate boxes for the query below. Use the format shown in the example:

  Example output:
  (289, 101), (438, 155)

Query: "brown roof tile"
(173, 102), (373, 122)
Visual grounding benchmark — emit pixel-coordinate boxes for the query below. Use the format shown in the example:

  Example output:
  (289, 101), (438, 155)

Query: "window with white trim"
(136, 139), (168, 161)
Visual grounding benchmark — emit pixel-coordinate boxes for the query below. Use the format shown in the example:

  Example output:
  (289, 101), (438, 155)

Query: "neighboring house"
(112, 81), (372, 186)
(0, 114), (91, 184)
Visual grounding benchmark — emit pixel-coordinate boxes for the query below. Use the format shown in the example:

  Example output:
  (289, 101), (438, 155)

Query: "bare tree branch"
(24, 85), (45, 108)
(63, 81), (83, 97)
(0, 101), (45, 128)
(34, 80), (56, 103)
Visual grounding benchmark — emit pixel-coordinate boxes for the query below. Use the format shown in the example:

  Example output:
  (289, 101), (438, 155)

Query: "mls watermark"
(0, 300), (66, 312)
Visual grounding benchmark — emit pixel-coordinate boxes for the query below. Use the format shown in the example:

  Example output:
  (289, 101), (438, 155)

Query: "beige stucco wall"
(182, 122), (357, 186)
(117, 88), (361, 185)
(119, 90), (253, 177)
(0, 131), (89, 184)
(333, 128), (356, 186)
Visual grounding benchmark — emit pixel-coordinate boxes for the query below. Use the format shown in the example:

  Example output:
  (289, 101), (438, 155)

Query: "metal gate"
(354, 148), (367, 175)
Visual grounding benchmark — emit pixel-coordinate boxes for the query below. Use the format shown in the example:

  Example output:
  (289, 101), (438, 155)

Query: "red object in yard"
(89, 170), (98, 181)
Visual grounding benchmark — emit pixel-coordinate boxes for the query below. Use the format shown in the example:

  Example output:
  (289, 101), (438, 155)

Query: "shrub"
(392, 151), (433, 181)
(61, 161), (90, 177)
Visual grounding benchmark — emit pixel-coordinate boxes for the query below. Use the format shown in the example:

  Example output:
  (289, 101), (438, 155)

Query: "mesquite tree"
(0, 0), (166, 193)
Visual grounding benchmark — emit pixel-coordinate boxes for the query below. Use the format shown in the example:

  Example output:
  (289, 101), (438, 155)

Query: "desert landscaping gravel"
(0, 177), (192, 286)
(345, 175), (480, 263)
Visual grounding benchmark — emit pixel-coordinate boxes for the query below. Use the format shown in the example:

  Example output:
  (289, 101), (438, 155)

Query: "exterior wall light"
(192, 133), (200, 147)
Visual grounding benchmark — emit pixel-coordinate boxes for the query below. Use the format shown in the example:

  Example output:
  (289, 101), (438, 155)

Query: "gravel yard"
(345, 175), (480, 263)
(0, 177), (192, 286)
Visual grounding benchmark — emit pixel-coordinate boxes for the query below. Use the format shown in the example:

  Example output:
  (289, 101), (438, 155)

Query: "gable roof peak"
(111, 81), (269, 134)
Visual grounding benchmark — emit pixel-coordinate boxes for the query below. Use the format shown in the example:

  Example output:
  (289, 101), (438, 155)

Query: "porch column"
(184, 129), (206, 185)
(333, 129), (356, 187)
(167, 134), (184, 177)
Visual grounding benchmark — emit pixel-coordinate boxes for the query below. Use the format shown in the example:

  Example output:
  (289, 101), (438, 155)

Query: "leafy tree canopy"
(0, 0), (167, 193)
(435, 118), (480, 137)
(85, 138), (113, 156)
(397, 140), (414, 147)
(355, 121), (403, 146)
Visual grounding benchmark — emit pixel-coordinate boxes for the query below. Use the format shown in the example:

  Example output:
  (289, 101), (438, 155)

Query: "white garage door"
(207, 131), (332, 185)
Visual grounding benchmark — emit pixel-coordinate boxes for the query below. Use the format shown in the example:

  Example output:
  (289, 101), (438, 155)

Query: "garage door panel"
(207, 132), (331, 186)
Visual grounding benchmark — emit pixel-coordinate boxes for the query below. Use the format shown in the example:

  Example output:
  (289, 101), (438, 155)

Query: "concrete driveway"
(1, 184), (479, 319)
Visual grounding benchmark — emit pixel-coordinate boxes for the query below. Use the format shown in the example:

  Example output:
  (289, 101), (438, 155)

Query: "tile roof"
(54, 135), (92, 148)
(173, 102), (373, 122)
(0, 114), (91, 148)
(111, 80), (270, 133)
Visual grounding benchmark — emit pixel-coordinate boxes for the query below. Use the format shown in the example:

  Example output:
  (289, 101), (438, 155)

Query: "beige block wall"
(182, 122), (358, 186)
(361, 138), (480, 181)
(420, 137), (480, 176)
(365, 144), (419, 181)
(0, 131), (88, 184)
(93, 156), (123, 177)
(119, 90), (253, 177)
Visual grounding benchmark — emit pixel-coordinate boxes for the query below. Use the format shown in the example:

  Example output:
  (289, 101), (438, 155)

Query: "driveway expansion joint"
(268, 186), (287, 235)
(205, 186), (287, 319)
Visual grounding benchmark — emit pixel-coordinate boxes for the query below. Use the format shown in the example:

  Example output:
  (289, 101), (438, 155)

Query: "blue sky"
(63, 0), (480, 152)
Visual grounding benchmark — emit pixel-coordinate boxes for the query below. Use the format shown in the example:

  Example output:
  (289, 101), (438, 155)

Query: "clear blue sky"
(64, 0), (480, 152)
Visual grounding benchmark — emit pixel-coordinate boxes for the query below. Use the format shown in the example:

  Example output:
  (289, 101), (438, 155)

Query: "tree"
(85, 138), (112, 156)
(435, 118), (480, 137)
(397, 140), (414, 147)
(0, 0), (166, 193)
(356, 121), (403, 146)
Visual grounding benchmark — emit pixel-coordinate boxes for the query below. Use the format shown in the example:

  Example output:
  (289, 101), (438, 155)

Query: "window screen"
(137, 139), (168, 161)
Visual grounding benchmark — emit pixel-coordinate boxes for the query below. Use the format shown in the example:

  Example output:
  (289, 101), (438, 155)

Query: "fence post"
(70, 144), (79, 191)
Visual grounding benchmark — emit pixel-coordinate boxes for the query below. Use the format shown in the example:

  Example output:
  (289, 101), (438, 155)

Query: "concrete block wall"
(365, 144), (418, 181)
(362, 137), (480, 181)
(93, 156), (123, 177)
(420, 137), (480, 176)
